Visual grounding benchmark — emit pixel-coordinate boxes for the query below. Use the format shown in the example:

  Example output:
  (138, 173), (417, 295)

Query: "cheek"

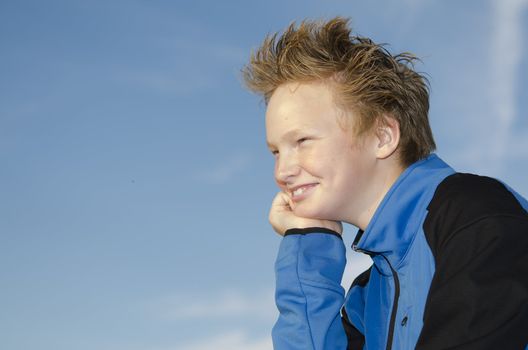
(327, 161), (358, 196)
(300, 151), (327, 175)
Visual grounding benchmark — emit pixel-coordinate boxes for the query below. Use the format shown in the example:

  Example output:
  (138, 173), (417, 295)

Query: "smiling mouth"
(290, 183), (318, 201)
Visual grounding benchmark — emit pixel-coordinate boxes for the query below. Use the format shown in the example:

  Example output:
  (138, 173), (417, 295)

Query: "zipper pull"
(352, 245), (377, 257)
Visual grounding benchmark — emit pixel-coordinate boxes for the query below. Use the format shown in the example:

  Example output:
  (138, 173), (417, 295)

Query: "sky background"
(1, 0), (527, 349)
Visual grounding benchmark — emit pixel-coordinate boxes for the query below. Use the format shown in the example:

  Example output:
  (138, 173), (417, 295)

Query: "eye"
(297, 137), (310, 144)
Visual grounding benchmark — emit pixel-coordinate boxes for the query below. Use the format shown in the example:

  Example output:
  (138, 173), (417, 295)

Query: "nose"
(274, 151), (300, 186)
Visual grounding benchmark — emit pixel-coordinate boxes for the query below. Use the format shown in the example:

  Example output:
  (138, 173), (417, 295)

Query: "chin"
(293, 203), (336, 221)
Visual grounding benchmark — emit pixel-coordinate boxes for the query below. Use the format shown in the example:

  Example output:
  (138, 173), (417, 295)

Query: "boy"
(242, 17), (528, 349)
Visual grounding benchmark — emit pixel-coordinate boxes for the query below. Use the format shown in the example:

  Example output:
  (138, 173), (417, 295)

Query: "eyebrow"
(266, 128), (305, 150)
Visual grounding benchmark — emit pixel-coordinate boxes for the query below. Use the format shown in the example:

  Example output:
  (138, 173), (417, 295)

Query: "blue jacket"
(272, 154), (528, 349)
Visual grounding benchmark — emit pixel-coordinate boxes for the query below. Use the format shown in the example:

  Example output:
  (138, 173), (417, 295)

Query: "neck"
(353, 159), (405, 231)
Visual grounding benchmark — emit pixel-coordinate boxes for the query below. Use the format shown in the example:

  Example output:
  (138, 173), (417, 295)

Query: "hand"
(269, 191), (343, 236)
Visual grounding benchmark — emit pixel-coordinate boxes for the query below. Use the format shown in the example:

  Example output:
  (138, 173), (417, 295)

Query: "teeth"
(293, 185), (315, 196)
(293, 187), (305, 196)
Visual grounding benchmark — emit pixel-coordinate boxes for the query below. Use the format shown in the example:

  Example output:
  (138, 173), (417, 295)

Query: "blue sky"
(1, 0), (527, 349)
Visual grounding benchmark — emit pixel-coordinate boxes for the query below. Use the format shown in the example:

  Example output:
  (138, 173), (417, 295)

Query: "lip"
(289, 183), (318, 202)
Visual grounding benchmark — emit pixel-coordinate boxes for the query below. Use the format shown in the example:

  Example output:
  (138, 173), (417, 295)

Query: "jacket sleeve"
(417, 214), (528, 350)
(272, 227), (348, 350)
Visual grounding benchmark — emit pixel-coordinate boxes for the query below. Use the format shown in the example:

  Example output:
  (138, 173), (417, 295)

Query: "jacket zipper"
(381, 254), (400, 350)
(353, 246), (400, 350)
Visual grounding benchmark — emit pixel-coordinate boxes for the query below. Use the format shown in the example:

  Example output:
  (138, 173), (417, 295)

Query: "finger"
(272, 191), (292, 211)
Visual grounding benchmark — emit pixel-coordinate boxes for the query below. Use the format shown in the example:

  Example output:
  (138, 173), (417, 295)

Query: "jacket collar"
(352, 154), (455, 270)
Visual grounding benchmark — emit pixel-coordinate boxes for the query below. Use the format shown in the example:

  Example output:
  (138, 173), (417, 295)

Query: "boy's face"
(265, 81), (379, 224)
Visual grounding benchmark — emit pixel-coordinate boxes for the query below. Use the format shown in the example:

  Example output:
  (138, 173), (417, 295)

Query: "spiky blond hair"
(242, 17), (436, 166)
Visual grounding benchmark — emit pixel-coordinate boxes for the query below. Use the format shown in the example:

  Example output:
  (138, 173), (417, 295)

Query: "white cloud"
(144, 256), (372, 324)
(488, 0), (528, 163)
(140, 258), (370, 350)
(145, 288), (275, 321)
(447, 0), (528, 175)
(141, 288), (275, 350)
(197, 152), (252, 184)
(173, 331), (272, 350)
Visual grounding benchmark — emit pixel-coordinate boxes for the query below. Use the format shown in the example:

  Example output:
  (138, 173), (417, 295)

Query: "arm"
(417, 215), (528, 350)
(272, 228), (348, 350)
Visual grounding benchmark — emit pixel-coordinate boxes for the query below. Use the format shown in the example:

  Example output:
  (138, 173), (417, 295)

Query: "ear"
(374, 115), (400, 159)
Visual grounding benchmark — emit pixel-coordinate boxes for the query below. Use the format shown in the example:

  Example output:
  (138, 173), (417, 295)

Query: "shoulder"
(427, 173), (525, 217)
(426, 172), (526, 225)
(423, 173), (528, 255)
(418, 175), (528, 350)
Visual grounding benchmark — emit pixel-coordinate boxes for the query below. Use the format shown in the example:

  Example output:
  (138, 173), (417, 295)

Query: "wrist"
(284, 227), (342, 239)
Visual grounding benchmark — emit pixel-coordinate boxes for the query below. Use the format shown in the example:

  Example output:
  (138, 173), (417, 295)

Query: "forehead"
(266, 81), (333, 119)
(265, 81), (348, 145)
